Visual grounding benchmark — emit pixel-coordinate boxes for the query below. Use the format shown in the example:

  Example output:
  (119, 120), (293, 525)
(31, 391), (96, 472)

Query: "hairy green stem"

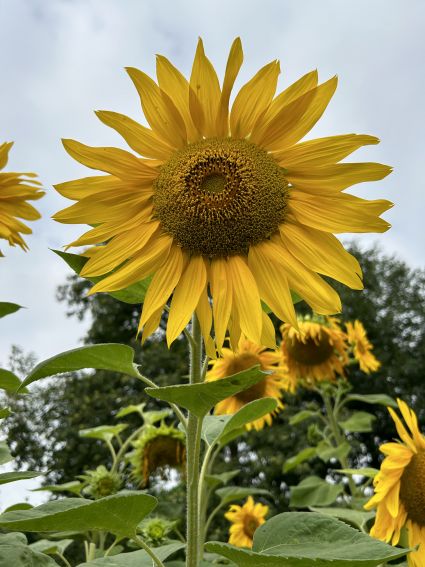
(133, 535), (166, 567)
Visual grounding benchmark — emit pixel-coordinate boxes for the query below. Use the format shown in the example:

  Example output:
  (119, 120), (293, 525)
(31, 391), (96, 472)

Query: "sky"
(0, 0), (424, 505)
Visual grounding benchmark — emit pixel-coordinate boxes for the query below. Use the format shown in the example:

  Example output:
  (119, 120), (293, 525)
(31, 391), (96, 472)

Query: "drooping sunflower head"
(79, 465), (122, 499)
(54, 37), (392, 349)
(0, 142), (44, 256)
(346, 320), (380, 373)
(280, 315), (349, 388)
(128, 423), (186, 487)
(364, 399), (425, 567)
(224, 495), (268, 549)
(207, 336), (288, 430)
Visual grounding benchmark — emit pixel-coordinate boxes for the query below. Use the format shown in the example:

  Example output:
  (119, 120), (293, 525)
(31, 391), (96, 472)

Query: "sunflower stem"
(186, 313), (204, 567)
(132, 534), (166, 567)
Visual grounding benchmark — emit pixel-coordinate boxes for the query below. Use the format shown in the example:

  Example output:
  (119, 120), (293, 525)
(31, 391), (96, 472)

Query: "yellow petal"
(95, 111), (173, 160)
(126, 67), (187, 147)
(261, 311), (277, 349)
(279, 221), (363, 289)
(156, 54), (200, 142)
(167, 255), (207, 346)
(263, 70), (318, 123)
(216, 37), (244, 137)
(0, 142), (13, 170)
(230, 60), (280, 139)
(190, 38), (221, 138)
(248, 242), (297, 327)
(275, 134), (379, 167)
(139, 244), (184, 329)
(54, 175), (133, 200)
(388, 407), (418, 454)
(289, 191), (393, 234)
(227, 256), (262, 344)
(141, 305), (163, 344)
(196, 284), (216, 359)
(62, 139), (157, 182)
(210, 258), (233, 351)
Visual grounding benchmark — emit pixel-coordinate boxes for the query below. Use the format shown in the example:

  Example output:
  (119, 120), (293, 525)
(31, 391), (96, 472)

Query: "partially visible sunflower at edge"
(225, 496), (268, 548)
(346, 319), (381, 373)
(365, 400), (425, 567)
(53, 37), (392, 349)
(0, 142), (44, 256)
(207, 337), (288, 430)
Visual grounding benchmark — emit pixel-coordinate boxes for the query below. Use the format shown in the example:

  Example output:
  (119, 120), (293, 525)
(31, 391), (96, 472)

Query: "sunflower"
(346, 320), (380, 373)
(0, 142), (44, 255)
(225, 496), (268, 548)
(280, 315), (349, 388)
(128, 423), (186, 487)
(207, 337), (287, 430)
(364, 399), (425, 567)
(53, 38), (392, 349)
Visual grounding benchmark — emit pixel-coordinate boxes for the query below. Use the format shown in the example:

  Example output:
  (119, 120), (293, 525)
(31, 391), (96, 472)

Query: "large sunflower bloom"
(364, 400), (425, 567)
(225, 496), (268, 548)
(346, 320), (380, 373)
(207, 337), (287, 430)
(281, 316), (349, 388)
(53, 38), (392, 348)
(0, 142), (44, 255)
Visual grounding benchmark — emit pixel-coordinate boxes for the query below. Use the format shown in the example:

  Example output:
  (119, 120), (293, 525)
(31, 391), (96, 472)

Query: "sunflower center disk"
(153, 138), (289, 257)
(287, 332), (335, 366)
(244, 515), (260, 538)
(400, 450), (425, 525)
(225, 352), (267, 404)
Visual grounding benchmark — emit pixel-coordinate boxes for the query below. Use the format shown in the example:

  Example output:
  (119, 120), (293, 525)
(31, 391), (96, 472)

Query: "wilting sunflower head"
(0, 142), (44, 256)
(365, 399), (425, 567)
(128, 423), (186, 487)
(80, 465), (122, 499)
(53, 37), (392, 349)
(280, 315), (349, 388)
(207, 336), (288, 431)
(346, 320), (380, 374)
(224, 496), (268, 549)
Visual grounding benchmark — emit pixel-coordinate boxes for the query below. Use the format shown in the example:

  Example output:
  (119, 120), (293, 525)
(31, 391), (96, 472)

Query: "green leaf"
(116, 403), (146, 418)
(0, 491), (157, 538)
(334, 468), (379, 479)
(316, 441), (351, 462)
(145, 366), (267, 418)
(33, 481), (83, 495)
(0, 302), (23, 319)
(76, 541), (185, 566)
(283, 447), (317, 473)
(215, 486), (271, 506)
(54, 249), (152, 304)
(205, 470), (240, 489)
(0, 533), (57, 567)
(345, 393), (397, 408)
(202, 398), (277, 446)
(0, 407), (12, 419)
(340, 411), (376, 433)
(206, 512), (409, 566)
(289, 476), (343, 508)
(79, 423), (128, 442)
(289, 410), (318, 426)
(0, 471), (40, 485)
(20, 344), (141, 390)
(0, 440), (13, 465)
(3, 503), (33, 512)
(309, 507), (375, 531)
(29, 538), (73, 556)
(0, 368), (28, 393)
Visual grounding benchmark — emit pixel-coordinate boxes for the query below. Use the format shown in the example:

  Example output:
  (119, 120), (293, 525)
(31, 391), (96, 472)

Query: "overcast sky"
(0, 0), (424, 505)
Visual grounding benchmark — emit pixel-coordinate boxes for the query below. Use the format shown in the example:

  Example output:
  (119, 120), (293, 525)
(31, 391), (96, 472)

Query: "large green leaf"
(206, 512), (409, 566)
(215, 486), (271, 506)
(202, 398), (277, 446)
(0, 533), (57, 567)
(0, 471), (40, 485)
(345, 393), (397, 408)
(289, 476), (343, 508)
(316, 441), (351, 462)
(340, 411), (376, 433)
(54, 250), (151, 304)
(79, 424), (128, 442)
(283, 447), (317, 473)
(309, 507), (375, 531)
(19, 344), (141, 390)
(0, 369), (28, 393)
(29, 538), (73, 556)
(145, 366), (267, 418)
(0, 302), (22, 319)
(76, 541), (185, 566)
(0, 491), (157, 538)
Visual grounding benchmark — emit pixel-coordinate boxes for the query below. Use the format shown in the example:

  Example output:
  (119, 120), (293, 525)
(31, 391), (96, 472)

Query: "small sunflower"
(225, 496), (268, 548)
(207, 337), (287, 430)
(128, 423), (185, 487)
(0, 142), (44, 255)
(281, 315), (349, 388)
(364, 399), (425, 567)
(346, 320), (380, 373)
(54, 38), (392, 349)
(79, 465), (122, 499)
